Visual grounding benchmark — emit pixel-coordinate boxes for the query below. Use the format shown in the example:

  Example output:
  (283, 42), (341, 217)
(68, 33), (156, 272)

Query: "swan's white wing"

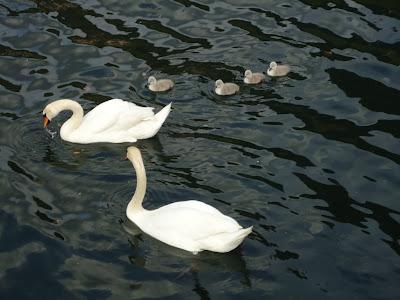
(142, 202), (241, 241)
(79, 99), (155, 134)
(160, 200), (226, 216)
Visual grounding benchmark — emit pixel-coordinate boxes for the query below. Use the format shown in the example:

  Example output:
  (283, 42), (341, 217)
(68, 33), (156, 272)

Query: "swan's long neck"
(127, 154), (147, 215)
(54, 99), (84, 139)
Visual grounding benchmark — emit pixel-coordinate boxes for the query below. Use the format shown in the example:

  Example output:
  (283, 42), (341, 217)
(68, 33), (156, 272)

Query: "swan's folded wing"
(145, 206), (241, 241)
(79, 99), (155, 134)
(108, 103), (156, 132)
(163, 200), (226, 216)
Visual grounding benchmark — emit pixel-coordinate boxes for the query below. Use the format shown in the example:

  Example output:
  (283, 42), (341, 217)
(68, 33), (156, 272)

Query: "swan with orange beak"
(41, 98), (171, 143)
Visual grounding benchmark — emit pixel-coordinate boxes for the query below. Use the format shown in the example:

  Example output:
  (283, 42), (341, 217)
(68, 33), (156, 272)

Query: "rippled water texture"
(1, 0), (399, 299)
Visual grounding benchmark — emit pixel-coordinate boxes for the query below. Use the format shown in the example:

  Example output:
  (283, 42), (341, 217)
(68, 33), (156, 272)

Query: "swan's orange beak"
(43, 115), (50, 128)
(124, 155), (128, 161)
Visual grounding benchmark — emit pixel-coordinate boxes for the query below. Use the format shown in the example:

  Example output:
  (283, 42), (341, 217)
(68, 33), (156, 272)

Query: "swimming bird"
(244, 70), (265, 84)
(125, 146), (252, 254)
(148, 76), (174, 92)
(42, 99), (171, 143)
(267, 61), (290, 77)
(215, 79), (240, 96)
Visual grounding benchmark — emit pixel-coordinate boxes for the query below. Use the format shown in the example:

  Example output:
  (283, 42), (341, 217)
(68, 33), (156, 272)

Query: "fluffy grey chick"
(267, 62), (290, 77)
(244, 70), (265, 84)
(215, 79), (240, 96)
(148, 76), (174, 92)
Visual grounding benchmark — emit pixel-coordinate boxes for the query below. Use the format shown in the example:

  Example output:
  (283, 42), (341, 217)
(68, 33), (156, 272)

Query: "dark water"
(1, 0), (399, 299)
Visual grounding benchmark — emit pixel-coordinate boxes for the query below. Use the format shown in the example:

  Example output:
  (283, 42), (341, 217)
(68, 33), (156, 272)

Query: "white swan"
(125, 146), (252, 254)
(267, 61), (290, 77)
(244, 70), (265, 84)
(215, 79), (240, 96)
(42, 99), (171, 144)
(148, 76), (174, 92)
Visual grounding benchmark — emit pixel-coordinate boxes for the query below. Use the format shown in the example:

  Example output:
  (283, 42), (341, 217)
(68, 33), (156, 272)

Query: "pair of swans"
(42, 98), (252, 253)
(246, 62), (290, 83)
(215, 70), (264, 96)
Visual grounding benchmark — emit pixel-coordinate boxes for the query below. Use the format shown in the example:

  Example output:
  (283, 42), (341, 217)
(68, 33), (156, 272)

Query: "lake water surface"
(0, 0), (399, 299)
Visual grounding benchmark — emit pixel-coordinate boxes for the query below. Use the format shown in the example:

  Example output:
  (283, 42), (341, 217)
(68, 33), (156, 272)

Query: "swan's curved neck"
(127, 155), (147, 215)
(54, 99), (84, 139)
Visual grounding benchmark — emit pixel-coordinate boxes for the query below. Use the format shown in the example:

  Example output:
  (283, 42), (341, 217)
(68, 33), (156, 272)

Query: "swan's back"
(143, 201), (241, 237)
(79, 99), (154, 134)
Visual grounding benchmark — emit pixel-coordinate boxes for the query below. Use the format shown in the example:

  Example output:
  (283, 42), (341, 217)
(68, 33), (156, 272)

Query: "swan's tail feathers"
(198, 226), (253, 253)
(154, 102), (172, 124)
(233, 226), (253, 247)
(133, 103), (171, 140)
(242, 226), (253, 236)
